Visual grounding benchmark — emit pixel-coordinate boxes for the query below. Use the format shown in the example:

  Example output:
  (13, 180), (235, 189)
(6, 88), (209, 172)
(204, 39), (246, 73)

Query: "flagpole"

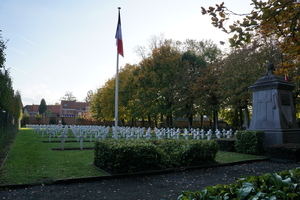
(114, 50), (119, 139)
(114, 7), (121, 139)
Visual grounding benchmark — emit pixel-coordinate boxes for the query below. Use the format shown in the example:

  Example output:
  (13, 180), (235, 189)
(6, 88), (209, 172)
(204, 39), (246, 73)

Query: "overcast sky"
(0, 0), (252, 106)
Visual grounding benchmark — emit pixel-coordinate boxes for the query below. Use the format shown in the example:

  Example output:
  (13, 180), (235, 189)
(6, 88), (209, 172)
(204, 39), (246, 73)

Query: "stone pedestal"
(248, 71), (300, 146)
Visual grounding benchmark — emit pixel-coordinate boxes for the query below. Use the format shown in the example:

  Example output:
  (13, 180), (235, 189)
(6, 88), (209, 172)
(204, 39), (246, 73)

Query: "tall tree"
(175, 39), (221, 129)
(60, 91), (77, 101)
(146, 39), (182, 127)
(84, 90), (94, 103)
(219, 38), (282, 129)
(201, 0), (300, 75)
(0, 30), (6, 69)
(193, 64), (222, 130)
(38, 98), (47, 115)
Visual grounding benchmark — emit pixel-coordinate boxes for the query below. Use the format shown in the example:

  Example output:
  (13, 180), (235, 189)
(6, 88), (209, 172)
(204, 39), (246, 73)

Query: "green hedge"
(214, 138), (236, 152)
(265, 143), (300, 161)
(178, 168), (300, 199)
(94, 139), (219, 174)
(94, 140), (163, 174)
(235, 130), (265, 155)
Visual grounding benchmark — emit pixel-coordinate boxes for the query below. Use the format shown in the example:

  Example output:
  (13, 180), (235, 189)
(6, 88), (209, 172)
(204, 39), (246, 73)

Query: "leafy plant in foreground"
(178, 168), (300, 200)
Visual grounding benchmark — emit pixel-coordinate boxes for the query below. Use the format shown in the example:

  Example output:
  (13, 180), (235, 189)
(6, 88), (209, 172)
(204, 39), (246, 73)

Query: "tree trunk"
(169, 114), (173, 127)
(141, 117), (145, 127)
(213, 109), (218, 131)
(243, 106), (250, 129)
(160, 113), (164, 128)
(200, 114), (203, 128)
(188, 114), (193, 130)
(166, 115), (170, 127)
(239, 107), (243, 129)
(147, 115), (151, 127)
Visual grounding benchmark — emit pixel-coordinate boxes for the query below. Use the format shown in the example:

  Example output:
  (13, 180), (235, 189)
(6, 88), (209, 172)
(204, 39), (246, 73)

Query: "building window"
(64, 110), (67, 114)
(69, 111), (73, 114)
(64, 104), (67, 107)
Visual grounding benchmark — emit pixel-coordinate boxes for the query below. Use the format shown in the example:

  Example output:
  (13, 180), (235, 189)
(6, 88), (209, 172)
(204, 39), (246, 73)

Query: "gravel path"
(1, 160), (299, 200)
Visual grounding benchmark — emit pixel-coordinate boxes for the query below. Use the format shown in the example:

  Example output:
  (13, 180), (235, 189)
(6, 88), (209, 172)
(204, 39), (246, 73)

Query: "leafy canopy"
(201, 0), (300, 75)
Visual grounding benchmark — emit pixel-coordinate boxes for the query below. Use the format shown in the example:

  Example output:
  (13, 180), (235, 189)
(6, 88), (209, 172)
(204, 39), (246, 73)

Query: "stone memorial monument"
(248, 63), (300, 146)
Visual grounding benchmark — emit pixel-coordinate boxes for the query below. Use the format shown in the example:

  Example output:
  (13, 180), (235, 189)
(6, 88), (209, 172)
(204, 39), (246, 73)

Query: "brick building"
(23, 100), (92, 125)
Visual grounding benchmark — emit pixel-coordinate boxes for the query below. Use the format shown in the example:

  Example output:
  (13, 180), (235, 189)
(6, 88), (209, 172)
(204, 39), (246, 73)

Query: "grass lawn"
(0, 128), (266, 186)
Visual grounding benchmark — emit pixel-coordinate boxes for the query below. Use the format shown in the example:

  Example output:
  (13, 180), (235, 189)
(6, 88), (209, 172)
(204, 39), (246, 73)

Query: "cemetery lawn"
(0, 128), (266, 186)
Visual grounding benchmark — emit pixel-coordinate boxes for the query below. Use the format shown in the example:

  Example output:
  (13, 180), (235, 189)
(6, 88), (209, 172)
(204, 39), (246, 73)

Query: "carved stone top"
(249, 62), (295, 92)
(265, 63), (275, 76)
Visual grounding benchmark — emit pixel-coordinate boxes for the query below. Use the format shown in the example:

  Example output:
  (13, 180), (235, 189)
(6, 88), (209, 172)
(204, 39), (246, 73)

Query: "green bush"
(49, 117), (56, 125)
(265, 143), (300, 161)
(94, 139), (219, 174)
(154, 139), (219, 167)
(179, 140), (219, 166)
(178, 168), (300, 199)
(235, 130), (264, 155)
(214, 138), (236, 152)
(94, 139), (163, 174)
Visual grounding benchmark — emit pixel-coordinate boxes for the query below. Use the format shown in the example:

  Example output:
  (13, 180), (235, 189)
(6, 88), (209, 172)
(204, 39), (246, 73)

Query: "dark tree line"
(0, 31), (22, 151)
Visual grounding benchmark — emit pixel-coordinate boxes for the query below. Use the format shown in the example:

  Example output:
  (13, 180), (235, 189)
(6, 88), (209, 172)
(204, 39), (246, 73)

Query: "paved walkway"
(1, 160), (299, 200)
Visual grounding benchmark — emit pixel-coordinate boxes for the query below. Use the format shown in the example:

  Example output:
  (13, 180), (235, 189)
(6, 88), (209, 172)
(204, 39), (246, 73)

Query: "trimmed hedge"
(94, 140), (163, 174)
(214, 138), (236, 152)
(178, 168), (300, 199)
(94, 139), (219, 174)
(265, 143), (300, 161)
(235, 130), (265, 155)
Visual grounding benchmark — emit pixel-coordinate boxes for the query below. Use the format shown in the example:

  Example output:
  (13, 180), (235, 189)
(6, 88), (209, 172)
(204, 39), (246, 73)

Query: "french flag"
(115, 9), (124, 57)
(285, 74), (290, 82)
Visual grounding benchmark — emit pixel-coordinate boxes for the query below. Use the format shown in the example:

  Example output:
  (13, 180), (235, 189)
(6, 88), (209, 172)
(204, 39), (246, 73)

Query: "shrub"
(179, 140), (219, 166)
(235, 130), (264, 155)
(94, 140), (163, 174)
(214, 138), (236, 152)
(265, 143), (300, 161)
(49, 117), (56, 125)
(154, 139), (219, 167)
(178, 168), (300, 199)
(94, 139), (219, 174)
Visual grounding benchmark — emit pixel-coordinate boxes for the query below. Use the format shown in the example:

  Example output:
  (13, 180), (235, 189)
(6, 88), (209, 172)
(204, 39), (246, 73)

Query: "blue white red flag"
(285, 74), (290, 82)
(115, 10), (124, 57)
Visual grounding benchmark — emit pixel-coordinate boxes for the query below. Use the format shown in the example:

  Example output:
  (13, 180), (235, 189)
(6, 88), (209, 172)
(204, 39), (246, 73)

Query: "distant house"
(23, 104), (60, 117)
(23, 104), (39, 117)
(23, 100), (91, 125)
(60, 100), (90, 118)
(47, 105), (60, 117)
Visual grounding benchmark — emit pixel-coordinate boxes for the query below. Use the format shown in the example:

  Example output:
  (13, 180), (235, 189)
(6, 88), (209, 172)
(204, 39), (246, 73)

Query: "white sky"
(0, 0), (252, 106)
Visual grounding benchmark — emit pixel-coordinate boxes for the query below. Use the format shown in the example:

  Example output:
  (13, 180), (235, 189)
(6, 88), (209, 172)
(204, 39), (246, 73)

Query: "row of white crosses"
(26, 124), (64, 141)
(27, 124), (237, 150)
(69, 125), (112, 149)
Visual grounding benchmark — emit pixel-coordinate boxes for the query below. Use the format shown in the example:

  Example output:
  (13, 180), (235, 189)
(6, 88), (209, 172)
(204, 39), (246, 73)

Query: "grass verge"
(0, 128), (266, 186)
(0, 128), (108, 185)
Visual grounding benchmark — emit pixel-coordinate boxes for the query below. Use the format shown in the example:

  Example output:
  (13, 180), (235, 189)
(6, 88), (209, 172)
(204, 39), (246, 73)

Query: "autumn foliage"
(201, 0), (300, 76)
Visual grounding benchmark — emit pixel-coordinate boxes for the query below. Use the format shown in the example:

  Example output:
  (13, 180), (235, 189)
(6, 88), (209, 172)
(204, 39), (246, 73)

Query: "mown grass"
(0, 128), (108, 185)
(216, 151), (265, 163)
(0, 128), (266, 185)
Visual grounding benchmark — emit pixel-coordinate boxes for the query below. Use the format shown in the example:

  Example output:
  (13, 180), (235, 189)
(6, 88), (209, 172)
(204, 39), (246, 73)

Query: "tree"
(84, 90), (94, 103)
(144, 39), (182, 127)
(38, 98), (47, 115)
(218, 38), (282, 129)
(175, 39), (221, 129)
(201, 0), (300, 75)
(194, 64), (222, 130)
(0, 30), (7, 69)
(60, 91), (77, 101)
